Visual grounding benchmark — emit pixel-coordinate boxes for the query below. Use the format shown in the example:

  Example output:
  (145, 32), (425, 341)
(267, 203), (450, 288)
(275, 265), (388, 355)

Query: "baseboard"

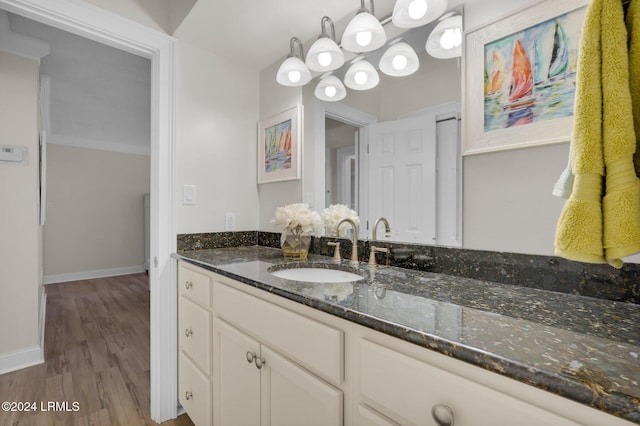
(0, 345), (44, 375)
(44, 265), (145, 284)
(39, 290), (47, 361)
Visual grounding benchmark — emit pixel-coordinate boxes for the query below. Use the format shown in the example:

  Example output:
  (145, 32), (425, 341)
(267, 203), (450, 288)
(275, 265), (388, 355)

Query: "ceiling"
(5, 11), (151, 155)
(174, 0), (400, 71)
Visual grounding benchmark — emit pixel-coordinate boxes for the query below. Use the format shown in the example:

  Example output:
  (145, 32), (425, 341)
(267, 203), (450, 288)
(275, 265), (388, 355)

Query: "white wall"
(0, 51), (42, 368)
(43, 144), (150, 280)
(258, 60), (303, 232)
(173, 39), (260, 234)
(463, 144), (568, 255)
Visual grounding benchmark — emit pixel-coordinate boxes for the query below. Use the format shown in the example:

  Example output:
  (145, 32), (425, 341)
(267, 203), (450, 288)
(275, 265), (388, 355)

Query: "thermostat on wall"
(0, 145), (28, 164)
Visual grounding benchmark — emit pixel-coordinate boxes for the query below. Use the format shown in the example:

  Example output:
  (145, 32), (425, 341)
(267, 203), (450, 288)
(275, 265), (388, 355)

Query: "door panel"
(216, 320), (261, 426)
(261, 345), (343, 426)
(368, 115), (437, 243)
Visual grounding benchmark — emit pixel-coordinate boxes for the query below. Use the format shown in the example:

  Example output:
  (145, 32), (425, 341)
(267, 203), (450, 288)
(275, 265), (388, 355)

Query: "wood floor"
(0, 273), (194, 426)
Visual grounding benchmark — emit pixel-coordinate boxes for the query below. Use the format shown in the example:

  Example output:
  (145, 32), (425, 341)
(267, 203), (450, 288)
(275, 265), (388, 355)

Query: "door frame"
(314, 101), (376, 237)
(0, 0), (178, 422)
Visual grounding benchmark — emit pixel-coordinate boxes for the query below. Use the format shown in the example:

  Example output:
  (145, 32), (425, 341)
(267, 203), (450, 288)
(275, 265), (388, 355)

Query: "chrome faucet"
(336, 218), (359, 265)
(372, 217), (391, 240)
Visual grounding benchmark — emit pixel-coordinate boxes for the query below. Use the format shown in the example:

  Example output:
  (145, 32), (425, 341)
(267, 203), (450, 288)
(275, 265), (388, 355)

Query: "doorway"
(0, 0), (177, 422)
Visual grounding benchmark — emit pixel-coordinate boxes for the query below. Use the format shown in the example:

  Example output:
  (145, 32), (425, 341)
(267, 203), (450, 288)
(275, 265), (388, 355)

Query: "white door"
(336, 144), (356, 209)
(261, 345), (343, 426)
(216, 320), (261, 426)
(368, 115), (437, 243)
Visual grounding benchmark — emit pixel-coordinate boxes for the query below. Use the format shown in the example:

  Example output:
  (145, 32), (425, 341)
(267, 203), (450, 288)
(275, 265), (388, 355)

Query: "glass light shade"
(392, 0), (448, 28)
(379, 41), (420, 77)
(276, 56), (312, 86)
(314, 75), (347, 102)
(426, 15), (463, 59)
(341, 12), (387, 53)
(344, 59), (379, 90)
(306, 37), (345, 72)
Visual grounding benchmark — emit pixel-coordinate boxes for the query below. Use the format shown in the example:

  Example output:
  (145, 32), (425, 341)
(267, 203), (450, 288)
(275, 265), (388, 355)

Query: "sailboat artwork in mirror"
(464, 0), (588, 155)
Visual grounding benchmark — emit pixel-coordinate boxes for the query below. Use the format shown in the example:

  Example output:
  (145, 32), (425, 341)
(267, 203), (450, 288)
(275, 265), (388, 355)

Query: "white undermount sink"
(270, 267), (364, 283)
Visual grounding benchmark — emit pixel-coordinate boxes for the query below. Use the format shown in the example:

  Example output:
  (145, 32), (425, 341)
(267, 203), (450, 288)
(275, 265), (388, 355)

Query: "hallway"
(0, 274), (193, 425)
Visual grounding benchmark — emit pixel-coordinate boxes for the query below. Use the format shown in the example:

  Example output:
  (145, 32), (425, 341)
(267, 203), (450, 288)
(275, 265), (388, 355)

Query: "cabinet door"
(216, 319), (261, 426)
(261, 345), (343, 426)
(358, 339), (579, 426)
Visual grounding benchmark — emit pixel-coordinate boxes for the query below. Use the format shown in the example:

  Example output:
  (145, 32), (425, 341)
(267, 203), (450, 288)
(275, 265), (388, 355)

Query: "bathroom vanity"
(175, 246), (639, 425)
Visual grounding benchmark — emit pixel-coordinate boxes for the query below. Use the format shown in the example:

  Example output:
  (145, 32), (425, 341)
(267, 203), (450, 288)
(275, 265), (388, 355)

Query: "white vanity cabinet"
(178, 263), (214, 426)
(176, 260), (634, 426)
(215, 319), (343, 425)
(354, 337), (580, 426)
(212, 279), (344, 426)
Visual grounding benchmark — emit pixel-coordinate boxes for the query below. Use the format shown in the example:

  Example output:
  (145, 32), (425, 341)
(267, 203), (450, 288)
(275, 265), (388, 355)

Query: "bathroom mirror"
(306, 11), (462, 246)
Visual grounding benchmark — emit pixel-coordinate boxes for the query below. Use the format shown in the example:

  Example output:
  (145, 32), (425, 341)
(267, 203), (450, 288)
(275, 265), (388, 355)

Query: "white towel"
(553, 158), (575, 199)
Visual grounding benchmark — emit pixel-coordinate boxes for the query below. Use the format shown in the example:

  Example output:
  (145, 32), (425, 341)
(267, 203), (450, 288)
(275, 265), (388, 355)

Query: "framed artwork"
(257, 105), (302, 184)
(462, 0), (588, 155)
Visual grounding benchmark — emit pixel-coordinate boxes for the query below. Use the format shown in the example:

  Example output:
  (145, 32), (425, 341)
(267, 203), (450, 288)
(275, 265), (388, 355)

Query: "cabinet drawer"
(179, 353), (212, 426)
(358, 339), (579, 426)
(179, 297), (212, 375)
(178, 264), (212, 308)
(213, 282), (344, 385)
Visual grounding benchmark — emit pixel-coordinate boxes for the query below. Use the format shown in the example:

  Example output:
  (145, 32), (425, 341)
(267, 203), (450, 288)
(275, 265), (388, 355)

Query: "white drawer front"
(213, 281), (344, 385)
(358, 339), (579, 426)
(179, 296), (212, 375)
(178, 264), (212, 307)
(179, 353), (212, 426)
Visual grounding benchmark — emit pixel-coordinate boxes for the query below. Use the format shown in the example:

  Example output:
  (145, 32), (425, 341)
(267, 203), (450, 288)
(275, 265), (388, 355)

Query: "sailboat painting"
(264, 119), (292, 172)
(483, 7), (585, 131)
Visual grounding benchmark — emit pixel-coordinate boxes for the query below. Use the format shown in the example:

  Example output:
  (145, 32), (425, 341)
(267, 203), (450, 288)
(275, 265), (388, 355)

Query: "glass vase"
(280, 227), (311, 260)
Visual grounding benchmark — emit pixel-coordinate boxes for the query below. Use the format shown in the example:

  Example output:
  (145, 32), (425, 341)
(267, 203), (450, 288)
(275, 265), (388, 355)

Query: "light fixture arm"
(358, 0), (375, 15)
(289, 36), (305, 59)
(320, 16), (337, 41)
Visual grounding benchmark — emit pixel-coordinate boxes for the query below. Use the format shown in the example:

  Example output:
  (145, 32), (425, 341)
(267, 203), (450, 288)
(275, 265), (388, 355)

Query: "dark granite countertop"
(175, 246), (640, 424)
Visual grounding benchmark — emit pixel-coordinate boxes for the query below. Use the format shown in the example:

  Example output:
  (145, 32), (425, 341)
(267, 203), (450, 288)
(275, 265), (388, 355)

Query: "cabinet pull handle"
(246, 351), (256, 364)
(185, 391), (193, 401)
(431, 404), (454, 426)
(185, 280), (193, 289)
(184, 328), (193, 338)
(254, 356), (266, 370)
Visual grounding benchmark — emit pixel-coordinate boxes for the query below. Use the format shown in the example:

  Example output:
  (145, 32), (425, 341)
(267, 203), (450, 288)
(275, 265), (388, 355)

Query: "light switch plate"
(225, 212), (236, 231)
(183, 184), (196, 205)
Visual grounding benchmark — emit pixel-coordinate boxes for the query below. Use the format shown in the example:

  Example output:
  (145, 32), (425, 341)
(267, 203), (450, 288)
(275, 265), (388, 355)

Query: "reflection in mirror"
(325, 118), (359, 210)
(312, 13), (463, 247)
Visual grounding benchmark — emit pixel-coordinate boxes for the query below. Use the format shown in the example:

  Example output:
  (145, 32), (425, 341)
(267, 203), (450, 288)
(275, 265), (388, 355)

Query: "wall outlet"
(225, 212), (236, 231)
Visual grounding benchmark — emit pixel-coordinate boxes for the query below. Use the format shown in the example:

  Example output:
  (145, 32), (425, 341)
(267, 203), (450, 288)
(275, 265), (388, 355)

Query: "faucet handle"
(368, 246), (390, 267)
(327, 241), (341, 260)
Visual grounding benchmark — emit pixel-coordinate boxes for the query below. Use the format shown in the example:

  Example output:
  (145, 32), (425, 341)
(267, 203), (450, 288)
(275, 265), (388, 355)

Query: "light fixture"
(426, 14), (463, 59)
(392, 0), (448, 28)
(341, 0), (387, 53)
(306, 16), (345, 72)
(344, 57), (380, 90)
(379, 39), (420, 77)
(276, 37), (312, 86)
(314, 74), (347, 102)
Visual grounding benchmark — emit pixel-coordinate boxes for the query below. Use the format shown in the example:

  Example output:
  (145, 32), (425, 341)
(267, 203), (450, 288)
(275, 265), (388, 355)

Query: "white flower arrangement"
(271, 203), (324, 236)
(322, 204), (360, 237)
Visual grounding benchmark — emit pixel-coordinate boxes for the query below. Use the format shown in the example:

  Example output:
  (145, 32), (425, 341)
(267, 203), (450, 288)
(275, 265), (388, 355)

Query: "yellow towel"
(555, 0), (605, 264)
(628, 0), (640, 174)
(555, 0), (640, 268)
